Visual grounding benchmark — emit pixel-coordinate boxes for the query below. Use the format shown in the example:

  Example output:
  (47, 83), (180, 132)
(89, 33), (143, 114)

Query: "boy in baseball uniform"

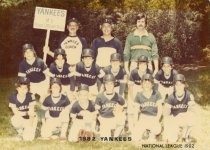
(103, 53), (127, 98)
(91, 18), (123, 68)
(49, 48), (77, 101)
(76, 48), (105, 101)
(155, 56), (178, 100)
(95, 74), (126, 138)
(18, 43), (50, 102)
(68, 84), (96, 142)
(9, 77), (38, 141)
(40, 78), (71, 140)
(163, 74), (197, 142)
(132, 74), (163, 142)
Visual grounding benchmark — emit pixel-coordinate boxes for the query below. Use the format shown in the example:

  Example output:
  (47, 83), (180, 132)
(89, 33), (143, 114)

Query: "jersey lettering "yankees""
(43, 94), (70, 118)
(9, 92), (35, 119)
(50, 63), (71, 85)
(71, 100), (95, 119)
(167, 90), (193, 116)
(103, 65), (126, 87)
(19, 58), (47, 83)
(59, 35), (88, 64)
(95, 92), (125, 118)
(76, 62), (100, 86)
(130, 68), (153, 85)
(155, 69), (178, 87)
(135, 90), (162, 116)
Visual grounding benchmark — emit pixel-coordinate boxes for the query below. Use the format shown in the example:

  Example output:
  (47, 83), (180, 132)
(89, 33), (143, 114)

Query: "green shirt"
(124, 31), (159, 61)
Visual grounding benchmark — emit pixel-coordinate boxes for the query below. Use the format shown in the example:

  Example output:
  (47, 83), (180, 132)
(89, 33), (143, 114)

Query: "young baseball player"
(49, 48), (77, 101)
(9, 77), (37, 141)
(128, 55), (153, 103)
(18, 43), (50, 102)
(44, 17), (88, 66)
(132, 74), (163, 142)
(103, 53), (127, 97)
(91, 18), (123, 68)
(68, 84), (97, 142)
(95, 74), (126, 138)
(40, 78), (71, 140)
(155, 56), (178, 100)
(163, 74), (197, 142)
(76, 48), (105, 101)
(127, 55), (153, 133)
(124, 13), (159, 75)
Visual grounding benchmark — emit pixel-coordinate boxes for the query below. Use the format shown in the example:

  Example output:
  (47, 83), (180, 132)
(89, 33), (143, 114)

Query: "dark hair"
(136, 13), (147, 25)
(48, 83), (62, 94)
(15, 83), (30, 93)
(54, 54), (67, 63)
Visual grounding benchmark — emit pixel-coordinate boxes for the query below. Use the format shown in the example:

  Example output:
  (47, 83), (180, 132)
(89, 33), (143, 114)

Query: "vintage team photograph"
(0, 0), (209, 150)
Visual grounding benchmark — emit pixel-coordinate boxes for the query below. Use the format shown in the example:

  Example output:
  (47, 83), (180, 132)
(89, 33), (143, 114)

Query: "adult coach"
(44, 17), (88, 65)
(91, 18), (123, 68)
(124, 13), (159, 75)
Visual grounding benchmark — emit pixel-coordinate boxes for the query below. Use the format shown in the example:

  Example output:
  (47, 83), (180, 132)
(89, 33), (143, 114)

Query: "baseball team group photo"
(0, 0), (209, 150)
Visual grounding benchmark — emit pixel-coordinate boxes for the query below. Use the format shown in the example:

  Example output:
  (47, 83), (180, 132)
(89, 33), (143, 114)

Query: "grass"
(0, 65), (210, 150)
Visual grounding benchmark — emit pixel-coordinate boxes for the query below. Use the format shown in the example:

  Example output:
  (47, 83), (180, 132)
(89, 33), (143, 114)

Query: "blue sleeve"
(129, 70), (135, 81)
(155, 70), (162, 81)
(118, 95), (125, 105)
(114, 38), (123, 58)
(42, 98), (49, 107)
(89, 101), (96, 112)
(70, 102), (78, 114)
(79, 37), (89, 49)
(9, 94), (15, 104)
(134, 93), (140, 104)
(18, 61), (25, 73)
(91, 38), (99, 58)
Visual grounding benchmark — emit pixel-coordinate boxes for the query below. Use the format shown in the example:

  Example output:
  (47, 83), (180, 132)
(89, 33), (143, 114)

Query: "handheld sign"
(33, 7), (67, 63)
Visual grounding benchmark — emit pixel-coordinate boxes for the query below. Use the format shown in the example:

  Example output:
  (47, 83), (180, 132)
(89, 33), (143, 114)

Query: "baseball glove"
(78, 129), (95, 141)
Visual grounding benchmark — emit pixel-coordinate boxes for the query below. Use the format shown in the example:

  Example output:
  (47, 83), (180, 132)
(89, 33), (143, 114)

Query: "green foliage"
(183, 67), (210, 105)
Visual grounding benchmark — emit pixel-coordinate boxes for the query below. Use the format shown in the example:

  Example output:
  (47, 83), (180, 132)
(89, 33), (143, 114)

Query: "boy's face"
(24, 49), (35, 61)
(105, 81), (114, 94)
(79, 90), (89, 101)
(136, 18), (146, 30)
(101, 23), (112, 36)
(83, 56), (93, 68)
(51, 83), (61, 95)
(111, 60), (120, 69)
(17, 84), (28, 95)
(138, 62), (147, 72)
(162, 64), (172, 75)
(55, 55), (65, 68)
(67, 22), (78, 34)
(175, 81), (185, 93)
(142, 79), (152, 90)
